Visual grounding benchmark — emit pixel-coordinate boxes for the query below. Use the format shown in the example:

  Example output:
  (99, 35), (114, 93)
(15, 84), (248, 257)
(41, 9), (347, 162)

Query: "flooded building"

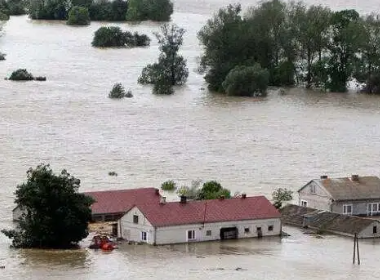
(281, 204), (380, 238)
(118, 195), (281, 245)
(298, 175), (380, 216)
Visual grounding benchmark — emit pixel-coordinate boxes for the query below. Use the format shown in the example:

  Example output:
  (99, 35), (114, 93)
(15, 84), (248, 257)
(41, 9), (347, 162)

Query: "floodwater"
(1, 0), (380, 278)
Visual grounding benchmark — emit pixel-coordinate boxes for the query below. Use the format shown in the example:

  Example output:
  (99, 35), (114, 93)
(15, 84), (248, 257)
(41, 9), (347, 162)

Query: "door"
(220, 227), (238, 240)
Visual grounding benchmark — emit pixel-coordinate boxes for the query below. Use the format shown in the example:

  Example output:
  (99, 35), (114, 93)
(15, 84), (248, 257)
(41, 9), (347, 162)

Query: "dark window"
(187, 230), (196, 240)
(141, 231), (147, 241)
(268, 225), (274, 231)
(373, 226), (377, 234)
(206, 230), (212, 236)
(133, 215), (139, 224)
(244, 227), (250, 233)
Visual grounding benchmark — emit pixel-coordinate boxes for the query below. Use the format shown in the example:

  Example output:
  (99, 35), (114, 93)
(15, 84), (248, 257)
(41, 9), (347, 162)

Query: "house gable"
(121, 206), (153, 227)
(298, 180), (333, 211)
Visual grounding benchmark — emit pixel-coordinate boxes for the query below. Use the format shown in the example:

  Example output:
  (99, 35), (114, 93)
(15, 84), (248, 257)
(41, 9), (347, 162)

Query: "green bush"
(89, 0), (128, 21)
(161, 180), (177, 191)
(9, 69), (34, 81)
(126, 0), (173, 21)
(0, 11), (9, 20)
(92, 26), (150, 47)
(222, 64), (269, 97)
(108, 83), (133, 98)
(67, 6), (90, 25)
(29, 0), (69, 20)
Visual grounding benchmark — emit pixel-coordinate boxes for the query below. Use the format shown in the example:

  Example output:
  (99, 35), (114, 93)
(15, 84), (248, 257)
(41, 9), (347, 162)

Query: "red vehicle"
(89, 235), (116, 251)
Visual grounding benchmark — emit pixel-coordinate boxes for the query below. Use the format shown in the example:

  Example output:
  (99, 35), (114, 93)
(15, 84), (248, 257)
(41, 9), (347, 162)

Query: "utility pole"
(353, 233), (361, 265)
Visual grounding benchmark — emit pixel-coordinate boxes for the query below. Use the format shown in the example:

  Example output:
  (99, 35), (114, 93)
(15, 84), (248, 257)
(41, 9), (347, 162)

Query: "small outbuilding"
(118, 195), (282, 245)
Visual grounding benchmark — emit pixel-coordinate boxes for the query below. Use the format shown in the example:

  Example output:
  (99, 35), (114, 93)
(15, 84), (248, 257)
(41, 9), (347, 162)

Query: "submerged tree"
(2, 164), (94, 248)
(272, 188), (293, 209)
(125, 0), (173, 21)
(67, 6), (90, 25)
(138, 24), (188, 94)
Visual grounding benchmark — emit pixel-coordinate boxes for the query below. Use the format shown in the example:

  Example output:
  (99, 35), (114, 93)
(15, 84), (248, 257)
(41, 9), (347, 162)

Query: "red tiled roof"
(84, 188), (160, 215)
(137, 196), (281, 227)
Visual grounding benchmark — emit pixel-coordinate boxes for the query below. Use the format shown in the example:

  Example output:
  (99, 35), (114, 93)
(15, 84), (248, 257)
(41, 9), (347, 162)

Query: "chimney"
(160, 196), (166, 204)
(219, 195), (225, 200)
(155, 188), (160, 195)
(180, 195), (187, 204)
(320, 175), (328, 180)
(351, 174), (359, 181)
(241, 193), (247, 199)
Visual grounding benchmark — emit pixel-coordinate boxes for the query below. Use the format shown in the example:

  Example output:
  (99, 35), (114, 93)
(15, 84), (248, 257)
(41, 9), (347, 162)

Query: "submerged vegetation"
(27, 0), (172, 22)
(2, 164), (94, 249)
(109, 83), (133, 98)
(198, 1), (380, 95)
(176, 180), (232, 200)
(92, 26), (150, 47)
(125, 0), (173, 22)
(161, 180), (177, 191)
(8, 69), (46, 81)
(67, 6), (90, 25)
(138, 24), (188, 94)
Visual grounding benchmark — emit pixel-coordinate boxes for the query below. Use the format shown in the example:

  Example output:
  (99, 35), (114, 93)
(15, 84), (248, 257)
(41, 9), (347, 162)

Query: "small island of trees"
(92, 26), (150, 48)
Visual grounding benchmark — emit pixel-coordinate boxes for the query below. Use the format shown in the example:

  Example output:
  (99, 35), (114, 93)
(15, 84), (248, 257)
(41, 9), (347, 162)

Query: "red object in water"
(101, 243), (115, 251)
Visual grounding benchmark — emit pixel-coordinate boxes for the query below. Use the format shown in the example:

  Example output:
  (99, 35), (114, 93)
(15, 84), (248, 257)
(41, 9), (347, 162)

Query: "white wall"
(119, 207), (154, 243)
(155, 218), (281, 245)
(298, 181), (332, 211)
(358, 221), (380, 238)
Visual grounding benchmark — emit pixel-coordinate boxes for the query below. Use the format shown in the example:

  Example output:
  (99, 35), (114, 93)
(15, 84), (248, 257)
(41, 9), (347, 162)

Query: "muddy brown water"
(1, 0), (380, 279)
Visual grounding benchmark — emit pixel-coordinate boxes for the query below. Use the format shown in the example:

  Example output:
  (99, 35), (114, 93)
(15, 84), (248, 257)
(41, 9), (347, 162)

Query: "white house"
(118, 195), (282, 245)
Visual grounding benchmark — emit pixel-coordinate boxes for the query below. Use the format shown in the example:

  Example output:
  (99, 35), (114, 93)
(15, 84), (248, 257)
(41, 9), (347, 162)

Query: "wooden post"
(353, 233), (356, 264)
(356, 233), (360, 265)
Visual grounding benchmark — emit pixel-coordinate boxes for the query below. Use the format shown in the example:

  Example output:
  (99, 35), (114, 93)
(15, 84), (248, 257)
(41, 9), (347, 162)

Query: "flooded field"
(1, 0), (380, 278)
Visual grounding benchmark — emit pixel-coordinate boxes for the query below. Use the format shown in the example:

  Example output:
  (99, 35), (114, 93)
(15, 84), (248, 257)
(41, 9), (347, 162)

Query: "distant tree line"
(198, 1), (380, 95)
(27, 0), (173, 22)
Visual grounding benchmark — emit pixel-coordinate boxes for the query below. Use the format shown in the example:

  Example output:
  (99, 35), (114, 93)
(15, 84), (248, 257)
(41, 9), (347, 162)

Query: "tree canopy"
(67, 6), (90, 25)
(198, 1), (380, 94)
(272, 188), (293, 209)
(92, 26), (150, 48)
(2, 164), (94, 249)
(176, 180), (231, 200)
(138, 24), (188, 94)
(125, 0), (173, 21)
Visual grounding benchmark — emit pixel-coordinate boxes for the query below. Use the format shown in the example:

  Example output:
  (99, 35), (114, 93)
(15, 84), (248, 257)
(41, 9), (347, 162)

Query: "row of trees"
(198, 1), (380, 95)
(28, 0), (173, 22)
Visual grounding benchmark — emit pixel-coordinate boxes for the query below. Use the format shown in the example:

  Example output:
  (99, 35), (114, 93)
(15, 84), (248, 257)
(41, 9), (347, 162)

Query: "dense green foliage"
(89, 0), (128, 21)
(222, 64), (269, 96)
(138, 24), (188, 94)
(1, 164), (94, 248)
(92, 26), (150, 47)
(272, 188), (293, 209)
(0, 10), (8, 20)
(29, 0), (70, 20)
(0, 0), (26, 16)
(67, 6), (90, 25)
(177, 180), (231, 200)
(198, 1), (380, 94)
(125, 0), (173, 21)
(108, 83), (132, 98)
(161, 180), (177, 191)
(9, 69), (34, 80)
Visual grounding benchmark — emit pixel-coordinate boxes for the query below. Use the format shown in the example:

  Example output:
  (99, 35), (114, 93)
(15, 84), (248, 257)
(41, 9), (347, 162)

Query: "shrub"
(92, 26), (125, 47)
(108, 83), (132, 98)
(9, 69), (34, 81)
(6, 0), (26, 15)
(222, 64), (269, 97)
(0, 52), (5, 60)
(161, 180), (177, 191)
(92, 27), (150, 48)
(89, 0), (128, 21)
(29, 0), (69, 20)
(125, 0), (173, 21)
(0, 11), (9, 20)
(67, 6), (90, 25)
(108, 171), (118, 176)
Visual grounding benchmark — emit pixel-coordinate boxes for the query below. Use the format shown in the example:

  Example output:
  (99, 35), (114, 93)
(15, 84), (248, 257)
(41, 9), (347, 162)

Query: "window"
(310, 185), (316, 194)
(373, 226), (377, 234)
(301, 200), (308, 207)
(244, 227), (250, 233)
(368, 203), (380, 216)
(343, 204), (353, 215)
(133, 215), (139, 224)
(268, 225), (274, 231)
(206, 230), (212, 236)
(141, 231), (147, 241)
(187, 230), (196, 241)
